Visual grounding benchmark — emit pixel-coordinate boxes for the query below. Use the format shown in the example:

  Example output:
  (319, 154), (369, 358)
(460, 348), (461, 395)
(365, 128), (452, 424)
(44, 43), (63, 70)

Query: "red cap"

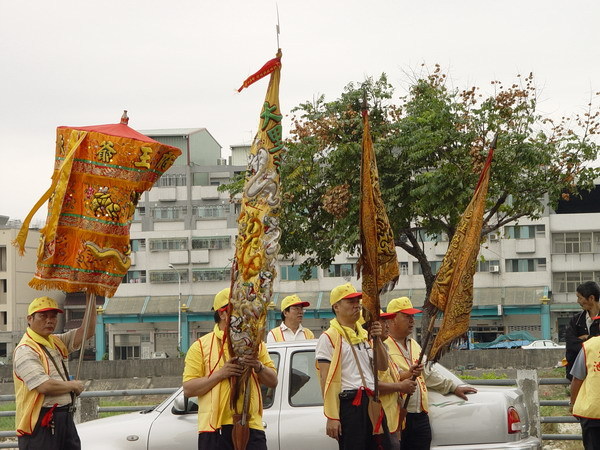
(380, 311), (397, 320)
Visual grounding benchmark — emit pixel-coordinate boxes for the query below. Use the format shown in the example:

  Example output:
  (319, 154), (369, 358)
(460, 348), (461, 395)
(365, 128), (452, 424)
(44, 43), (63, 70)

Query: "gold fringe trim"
(28, 278), (117, 298)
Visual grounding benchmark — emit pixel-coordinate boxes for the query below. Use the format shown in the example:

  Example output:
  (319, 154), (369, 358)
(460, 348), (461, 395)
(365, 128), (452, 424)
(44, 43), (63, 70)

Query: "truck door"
(262, 350), (282, 448)
(277, 349), (337, 450)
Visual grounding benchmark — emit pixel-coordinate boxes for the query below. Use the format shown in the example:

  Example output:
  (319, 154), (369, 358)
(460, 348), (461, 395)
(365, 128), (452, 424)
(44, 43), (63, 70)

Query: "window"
(192, 268), (231, 282)
(289, 350), (323, 407)
(505, 225), (545, 239)
(505, 258), (546, 272)
(0, 343), (6, 357)
(262, 352), (280, 409)
(416, 230), (445, 242)
(0, 246), (6, 271)
(68, 309), (85, 320)
(149, 238), (188, 251)
(149, 270), (189, 283)
(552, 232), (594, 254)
(157, 173), (186, 187)
(553, 271), (600, 293)
(324, 264), (355, 278)
(114, 346), (140, 360)
(130, 239), (146, 252)
(151, 206), (187, 220)
(191, 236), (231, 250)
(134, 207), (146, 221)
(476, 260), (500, 272)
(399, 262), (409, 276)
(280, 265), (318, 281)
(413, 261), (442, 275)
(123, 270), (147, 283)
(193, 205), (230, 219)
(509, 325), (541, 332)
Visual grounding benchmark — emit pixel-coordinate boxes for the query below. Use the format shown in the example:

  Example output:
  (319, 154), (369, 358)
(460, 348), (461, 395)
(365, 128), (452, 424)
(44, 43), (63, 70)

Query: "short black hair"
(577, 281), (600, 302)
(213, 311), (220, 323)
(280, 306), (291, 322)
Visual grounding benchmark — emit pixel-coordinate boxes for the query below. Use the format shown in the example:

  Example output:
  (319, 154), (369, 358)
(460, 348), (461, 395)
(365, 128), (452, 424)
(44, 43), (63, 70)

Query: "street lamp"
(168, 264), (182, 353)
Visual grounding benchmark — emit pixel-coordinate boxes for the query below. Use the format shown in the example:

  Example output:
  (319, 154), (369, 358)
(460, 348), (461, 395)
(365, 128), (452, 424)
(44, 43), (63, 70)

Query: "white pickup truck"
(77, 340), (541, 449)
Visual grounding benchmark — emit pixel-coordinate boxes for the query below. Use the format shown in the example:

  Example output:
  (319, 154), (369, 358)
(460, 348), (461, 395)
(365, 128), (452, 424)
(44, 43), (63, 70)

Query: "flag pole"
(76, 292), (95, 380)
(400, 314), (436, 412)
(275, 4), (281, 50)
(362, 91), (381, 401)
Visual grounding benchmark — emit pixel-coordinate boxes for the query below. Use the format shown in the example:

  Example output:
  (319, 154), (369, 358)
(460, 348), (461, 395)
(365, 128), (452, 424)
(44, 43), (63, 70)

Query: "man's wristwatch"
(256, 363), (264, 374)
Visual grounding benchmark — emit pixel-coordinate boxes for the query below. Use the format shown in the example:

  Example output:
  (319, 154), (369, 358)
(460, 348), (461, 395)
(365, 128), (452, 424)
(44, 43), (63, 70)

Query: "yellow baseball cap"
(280, 294), (310, 311)
(28, 297), (64, 315)
(212, 288), (230, 311)
(330, 283), (362, 306)
(386, 297), (422, 315)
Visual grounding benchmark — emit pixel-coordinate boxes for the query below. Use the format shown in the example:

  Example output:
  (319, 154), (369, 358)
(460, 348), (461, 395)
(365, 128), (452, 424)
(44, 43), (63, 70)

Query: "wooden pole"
(401, 314), (436, 410)
(76, 292), (95, 380)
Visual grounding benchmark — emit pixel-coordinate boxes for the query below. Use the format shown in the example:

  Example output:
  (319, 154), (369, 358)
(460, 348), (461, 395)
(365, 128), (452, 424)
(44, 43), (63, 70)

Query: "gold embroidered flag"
(427, 145), (494, 362)
(228, 49), (283, 422)
(14, 113), (181, 297)
(357, 108), (399, 321)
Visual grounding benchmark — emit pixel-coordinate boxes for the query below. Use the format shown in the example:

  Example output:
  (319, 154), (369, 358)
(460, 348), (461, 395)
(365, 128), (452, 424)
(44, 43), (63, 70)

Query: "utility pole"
(168, 264), (182, 354)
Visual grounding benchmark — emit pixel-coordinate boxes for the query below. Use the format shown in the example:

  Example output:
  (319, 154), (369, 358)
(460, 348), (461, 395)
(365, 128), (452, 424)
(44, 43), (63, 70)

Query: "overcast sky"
(1, 0), (598, 223)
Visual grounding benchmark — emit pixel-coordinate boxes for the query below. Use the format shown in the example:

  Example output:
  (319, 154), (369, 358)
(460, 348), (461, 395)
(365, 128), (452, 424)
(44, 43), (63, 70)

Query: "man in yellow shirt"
(570, 322), (600, 449)
(183, 288), (278, 450)
(385, 297), (476, 450)
(267, 294), (314, 342)
(13, 296), (95, 450)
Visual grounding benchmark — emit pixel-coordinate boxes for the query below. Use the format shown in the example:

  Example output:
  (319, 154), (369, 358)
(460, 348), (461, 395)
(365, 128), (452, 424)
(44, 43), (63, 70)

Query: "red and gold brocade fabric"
(357, 109), (399, 321)
(427, 149), (494, 362)
(15, 121), (181, 297)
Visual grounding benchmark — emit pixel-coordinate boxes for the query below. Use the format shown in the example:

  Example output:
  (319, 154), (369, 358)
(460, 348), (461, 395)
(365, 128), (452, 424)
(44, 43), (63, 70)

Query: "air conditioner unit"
(489, 265), (500, 273)
(489, 233), (499, 242)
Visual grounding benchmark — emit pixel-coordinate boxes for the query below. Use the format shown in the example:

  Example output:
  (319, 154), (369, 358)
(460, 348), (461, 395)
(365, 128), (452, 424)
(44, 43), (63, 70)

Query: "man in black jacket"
(565, 281), (600, 380)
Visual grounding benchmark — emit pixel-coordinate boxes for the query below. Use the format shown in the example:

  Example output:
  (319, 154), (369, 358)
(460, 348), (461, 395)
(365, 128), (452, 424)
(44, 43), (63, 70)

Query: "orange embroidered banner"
(228, 50), (284, 424)
(14, 115), (181, 297)
(357, 108), (399, 321)
(427, 145), (494, 362)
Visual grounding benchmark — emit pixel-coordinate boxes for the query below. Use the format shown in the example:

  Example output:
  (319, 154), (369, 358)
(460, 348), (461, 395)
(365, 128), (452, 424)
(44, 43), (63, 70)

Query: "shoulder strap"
(40, 346), (75, 405)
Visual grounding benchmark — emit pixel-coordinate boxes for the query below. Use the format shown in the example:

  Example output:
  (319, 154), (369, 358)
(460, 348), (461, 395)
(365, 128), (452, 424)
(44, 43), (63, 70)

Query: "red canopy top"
(57, 122), (161, 144)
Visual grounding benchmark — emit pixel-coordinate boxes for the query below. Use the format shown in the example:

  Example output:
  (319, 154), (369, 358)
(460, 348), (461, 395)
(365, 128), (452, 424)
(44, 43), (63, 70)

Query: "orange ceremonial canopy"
(15, 114), (182, 297)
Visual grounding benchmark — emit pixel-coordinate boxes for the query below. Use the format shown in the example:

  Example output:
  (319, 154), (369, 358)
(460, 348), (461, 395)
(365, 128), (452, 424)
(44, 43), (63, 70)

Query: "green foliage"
(0, 402), (15, 432)
(286, 67), (600, 288)
(221, 65), (600, 291)
(459, 371), (508, 380)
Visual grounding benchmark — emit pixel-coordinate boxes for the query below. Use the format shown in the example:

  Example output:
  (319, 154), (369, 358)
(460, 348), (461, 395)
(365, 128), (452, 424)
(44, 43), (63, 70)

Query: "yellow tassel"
(12, 130), (86, 256)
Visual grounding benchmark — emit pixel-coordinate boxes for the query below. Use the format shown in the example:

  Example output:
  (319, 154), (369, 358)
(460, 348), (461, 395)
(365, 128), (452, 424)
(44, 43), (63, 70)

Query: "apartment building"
(0, 219), (64, 360)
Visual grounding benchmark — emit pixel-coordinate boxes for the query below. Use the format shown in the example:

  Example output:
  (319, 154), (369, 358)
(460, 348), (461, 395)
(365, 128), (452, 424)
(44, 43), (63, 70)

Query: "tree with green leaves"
(222, 66), (600, 302)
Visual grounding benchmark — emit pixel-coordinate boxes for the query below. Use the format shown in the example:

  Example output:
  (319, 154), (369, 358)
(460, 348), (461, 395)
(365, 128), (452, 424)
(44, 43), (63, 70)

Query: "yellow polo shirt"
(183, 331), (276, 432)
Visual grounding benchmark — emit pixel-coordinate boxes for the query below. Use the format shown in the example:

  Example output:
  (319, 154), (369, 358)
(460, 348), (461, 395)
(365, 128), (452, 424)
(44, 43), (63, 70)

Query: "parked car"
(77, 340), (541, 449)
(521, 340), (565, 350)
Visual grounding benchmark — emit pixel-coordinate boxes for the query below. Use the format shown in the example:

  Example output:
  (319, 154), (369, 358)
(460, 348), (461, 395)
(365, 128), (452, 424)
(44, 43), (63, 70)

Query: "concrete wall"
(438, 348), (565, 371)
(0, 348), (566, 383)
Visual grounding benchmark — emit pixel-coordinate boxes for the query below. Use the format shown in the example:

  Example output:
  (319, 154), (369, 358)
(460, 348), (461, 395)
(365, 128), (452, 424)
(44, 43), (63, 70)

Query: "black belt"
(339, 390), (361, 400)
(41, 404), (75, 413)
